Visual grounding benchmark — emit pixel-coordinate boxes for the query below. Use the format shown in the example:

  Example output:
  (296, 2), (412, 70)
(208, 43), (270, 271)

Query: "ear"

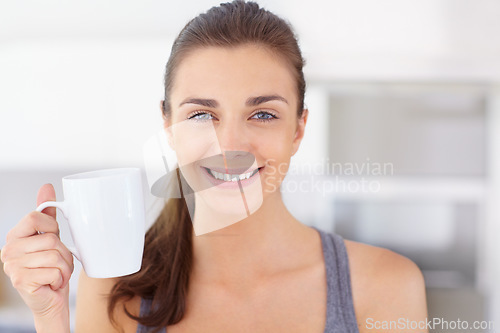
(160, 100), (175, 149)
(161, 101), (169, 126)
(291, 108), (308, 156)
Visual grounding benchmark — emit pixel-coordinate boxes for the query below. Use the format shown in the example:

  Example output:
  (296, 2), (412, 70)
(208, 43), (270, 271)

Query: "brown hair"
(107, 1), (306, 331)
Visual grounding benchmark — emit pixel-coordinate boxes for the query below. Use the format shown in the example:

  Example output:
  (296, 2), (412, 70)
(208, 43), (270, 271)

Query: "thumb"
(36, 183), (57, 220)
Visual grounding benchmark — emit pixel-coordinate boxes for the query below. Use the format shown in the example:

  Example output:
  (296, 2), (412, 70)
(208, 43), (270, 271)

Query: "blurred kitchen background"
(1, 0), (499, 332)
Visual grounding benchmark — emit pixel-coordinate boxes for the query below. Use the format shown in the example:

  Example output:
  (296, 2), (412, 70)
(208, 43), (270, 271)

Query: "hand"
(1, 184), (74, 332)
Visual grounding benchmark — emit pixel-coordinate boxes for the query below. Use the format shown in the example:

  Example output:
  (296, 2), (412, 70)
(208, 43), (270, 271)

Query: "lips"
(202, 167), (258, 181)
(203, 166), (258, 173)
(202, 166), (263, 181)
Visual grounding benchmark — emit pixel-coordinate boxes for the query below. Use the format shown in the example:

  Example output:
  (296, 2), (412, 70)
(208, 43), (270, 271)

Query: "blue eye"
(188, 111), (214, 121)
(188, 110), (277, 123)
(252, 111), (277, 122)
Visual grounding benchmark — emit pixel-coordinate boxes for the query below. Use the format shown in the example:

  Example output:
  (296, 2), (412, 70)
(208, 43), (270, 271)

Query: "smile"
(202, 167), (262, 182)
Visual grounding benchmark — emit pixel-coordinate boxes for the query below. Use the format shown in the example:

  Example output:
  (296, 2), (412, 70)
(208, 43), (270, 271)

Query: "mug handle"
(36, 201), (81, 262)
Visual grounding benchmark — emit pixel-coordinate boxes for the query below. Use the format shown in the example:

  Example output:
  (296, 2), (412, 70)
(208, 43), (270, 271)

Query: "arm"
(1, 185), (74, 333)
(75, 270), (140, 333)
(346, 241), (428, 333)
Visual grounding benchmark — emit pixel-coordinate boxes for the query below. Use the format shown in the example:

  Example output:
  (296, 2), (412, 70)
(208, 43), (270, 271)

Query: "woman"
(1, 1), (428, 332)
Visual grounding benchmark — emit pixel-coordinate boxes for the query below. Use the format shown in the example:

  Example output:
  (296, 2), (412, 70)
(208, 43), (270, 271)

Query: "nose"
(215, 117), (252, 160)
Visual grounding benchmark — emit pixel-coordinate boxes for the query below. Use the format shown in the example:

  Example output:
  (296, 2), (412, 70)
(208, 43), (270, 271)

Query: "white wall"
(0, 39), (171, 170)
(292, 0), (500, 80)
(484, 85), (500, 329)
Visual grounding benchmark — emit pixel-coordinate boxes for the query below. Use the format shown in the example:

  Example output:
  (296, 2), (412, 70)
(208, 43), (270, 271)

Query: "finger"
(6, 211), (59, 241)
(36, 184), (57, 220)
(11, 267), (65, 293)
(13, 250), (73, 288)
(1, 233), (74, 271)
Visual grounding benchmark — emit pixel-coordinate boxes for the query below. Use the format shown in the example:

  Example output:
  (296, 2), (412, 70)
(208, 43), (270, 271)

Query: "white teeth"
(206, 168), (258, 182)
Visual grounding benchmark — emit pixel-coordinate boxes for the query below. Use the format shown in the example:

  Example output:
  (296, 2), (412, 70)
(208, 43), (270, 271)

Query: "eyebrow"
(179, 95), (288, 108)
(246, 95), (288, 106)
(179, 98), (218, 108)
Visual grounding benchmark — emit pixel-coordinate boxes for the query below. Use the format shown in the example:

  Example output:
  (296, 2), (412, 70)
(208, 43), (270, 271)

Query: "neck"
(190, 191), (313, 287)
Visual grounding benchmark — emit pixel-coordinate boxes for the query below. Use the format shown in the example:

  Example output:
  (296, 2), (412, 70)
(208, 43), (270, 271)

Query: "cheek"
(265, 126), (297, 154)
(253, 130), (292, 159)
(258, 131), (295, 176)
(171, 120), (222, 166)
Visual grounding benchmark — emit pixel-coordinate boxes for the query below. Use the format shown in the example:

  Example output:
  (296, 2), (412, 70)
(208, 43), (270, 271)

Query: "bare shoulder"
(344, 240), (428, 333)
(75, 270), (141, 333)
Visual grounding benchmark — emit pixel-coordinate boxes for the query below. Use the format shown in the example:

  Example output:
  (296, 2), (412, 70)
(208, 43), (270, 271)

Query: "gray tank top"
(137, 227), (359, 332)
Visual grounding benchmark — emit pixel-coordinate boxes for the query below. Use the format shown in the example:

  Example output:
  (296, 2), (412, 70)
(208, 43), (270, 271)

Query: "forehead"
(170, 45), (297, 107)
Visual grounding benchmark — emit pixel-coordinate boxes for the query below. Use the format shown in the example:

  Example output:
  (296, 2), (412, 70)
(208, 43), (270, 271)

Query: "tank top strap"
(136, 298), (167, 333)
(312, 226), (359, 333)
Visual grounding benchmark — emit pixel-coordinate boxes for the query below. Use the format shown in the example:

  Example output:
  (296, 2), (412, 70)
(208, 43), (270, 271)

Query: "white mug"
(35, 168), (146, 278)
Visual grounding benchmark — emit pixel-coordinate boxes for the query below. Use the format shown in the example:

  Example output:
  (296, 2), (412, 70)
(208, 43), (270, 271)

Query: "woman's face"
(165, 44), (307, 227)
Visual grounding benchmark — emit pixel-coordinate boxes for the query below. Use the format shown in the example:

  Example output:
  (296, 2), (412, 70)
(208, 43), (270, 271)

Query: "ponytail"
(107, 169), (193, 331)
